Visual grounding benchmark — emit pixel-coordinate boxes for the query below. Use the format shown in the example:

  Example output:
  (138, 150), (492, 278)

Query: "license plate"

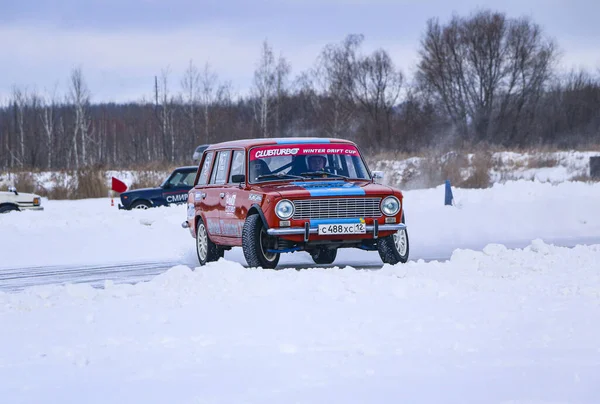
(317, 223), (366, 235)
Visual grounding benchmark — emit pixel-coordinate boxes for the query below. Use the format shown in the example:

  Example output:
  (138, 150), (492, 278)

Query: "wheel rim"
(259, 227), (277, 262)
(197, 223), (208, 262)
(393, 229), (407, 256)
(134, 204), (148, 209)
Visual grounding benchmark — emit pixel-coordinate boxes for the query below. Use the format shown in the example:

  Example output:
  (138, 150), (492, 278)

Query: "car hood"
(121, 187), (160, 196)
(253, 180), (396, 199)
(0, 190), (41, 203)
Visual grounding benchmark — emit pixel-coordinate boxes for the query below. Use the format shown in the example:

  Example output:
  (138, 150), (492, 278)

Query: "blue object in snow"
(445, 180), (454, 206)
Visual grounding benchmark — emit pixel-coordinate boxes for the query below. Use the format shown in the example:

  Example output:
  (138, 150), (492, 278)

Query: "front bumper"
(266, 222), (406, 239)
(20, 206), (44, 211)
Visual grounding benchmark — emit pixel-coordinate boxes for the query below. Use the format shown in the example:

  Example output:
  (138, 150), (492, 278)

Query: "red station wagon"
(182, 137), (409, 269)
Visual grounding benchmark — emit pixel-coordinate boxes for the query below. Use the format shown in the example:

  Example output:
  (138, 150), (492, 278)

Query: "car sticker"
(249, 193), (262, 202)
(166, 193), (188, 203)
(220, 219), (243, 237)
(225, 193), (237, 215)
(291, 180), (366, 197)
(249, 144), (359, 160)
(207, 218), (221, 235)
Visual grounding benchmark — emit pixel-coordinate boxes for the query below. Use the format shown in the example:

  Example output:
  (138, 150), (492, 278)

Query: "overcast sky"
(2, 0), (599, 103)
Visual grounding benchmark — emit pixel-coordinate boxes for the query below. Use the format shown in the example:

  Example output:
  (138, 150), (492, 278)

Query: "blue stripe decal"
(310, 218), (363, 228)
(276, 138), (330, 144)
(291, 181), (366, 197)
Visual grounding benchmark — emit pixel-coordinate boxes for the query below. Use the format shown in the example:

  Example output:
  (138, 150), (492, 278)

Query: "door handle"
(219, 192), (225, 198)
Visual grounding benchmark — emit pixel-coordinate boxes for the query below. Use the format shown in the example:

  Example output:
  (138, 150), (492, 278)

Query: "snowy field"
(2, 180), (600, 403)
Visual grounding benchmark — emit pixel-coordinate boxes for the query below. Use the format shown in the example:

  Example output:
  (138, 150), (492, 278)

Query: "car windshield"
(248, 143), (370, 183)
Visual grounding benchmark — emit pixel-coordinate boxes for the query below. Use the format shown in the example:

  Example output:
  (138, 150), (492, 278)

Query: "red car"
(182, 137), (409, 269)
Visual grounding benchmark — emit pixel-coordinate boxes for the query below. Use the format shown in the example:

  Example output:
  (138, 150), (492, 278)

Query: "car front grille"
(292, 197), (382, 220)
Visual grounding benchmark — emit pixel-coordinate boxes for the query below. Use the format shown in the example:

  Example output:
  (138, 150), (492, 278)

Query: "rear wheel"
(310, 248), (337, 265)
(242, 214), (280, 269)
(196, 217), (223, 266)
(377, 215), (409, 265)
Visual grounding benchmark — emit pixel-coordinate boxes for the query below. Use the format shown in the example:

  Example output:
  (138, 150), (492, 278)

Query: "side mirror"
(231, 174), (246, 183)
(8, 186), (18, 195)
(162, 183), (172, 189)
(372, 171), (384, 184)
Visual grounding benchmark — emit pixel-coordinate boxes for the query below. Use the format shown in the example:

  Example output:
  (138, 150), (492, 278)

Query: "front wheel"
(310, 248), (337, 265)
(242, 214), (280, 269)
(131, 200), (151, 209)
(377, 217), (409, 265)
(0, 205), (19, 214)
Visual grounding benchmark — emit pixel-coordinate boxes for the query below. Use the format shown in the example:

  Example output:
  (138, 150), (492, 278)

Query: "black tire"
(377, 215), (409, 265)
(0, 205), (19, 214)
(196, 217), (222, 266)
(242, 214), (280, 269)
(131, 200), (151, 209)
(310, 248), (337, 265)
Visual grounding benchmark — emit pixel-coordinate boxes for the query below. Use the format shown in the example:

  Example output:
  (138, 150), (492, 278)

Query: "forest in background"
(1, 8), (600, 171)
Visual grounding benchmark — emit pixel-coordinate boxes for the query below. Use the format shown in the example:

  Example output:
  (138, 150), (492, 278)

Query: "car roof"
(204, 137), (357, 151)
(176, 165), (199, 171)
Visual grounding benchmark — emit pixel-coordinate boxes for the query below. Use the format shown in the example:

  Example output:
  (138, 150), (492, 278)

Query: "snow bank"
(1, 240), (599, 403)
(370, 150), (600, 189)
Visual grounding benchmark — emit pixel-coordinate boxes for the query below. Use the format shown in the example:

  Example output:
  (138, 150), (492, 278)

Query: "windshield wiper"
(257, 173), (306, 180)
(300, 171), (350, 179)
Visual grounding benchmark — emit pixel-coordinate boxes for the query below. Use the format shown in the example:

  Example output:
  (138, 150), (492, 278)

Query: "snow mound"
(1, 241), (600, 403)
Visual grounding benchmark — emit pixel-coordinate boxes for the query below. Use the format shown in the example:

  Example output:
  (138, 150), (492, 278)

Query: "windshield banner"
(250, 144), (359, 160)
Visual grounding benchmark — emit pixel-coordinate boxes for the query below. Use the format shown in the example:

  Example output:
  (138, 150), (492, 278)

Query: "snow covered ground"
(2, 179), (600, 403)
(1, 180), (599, 270)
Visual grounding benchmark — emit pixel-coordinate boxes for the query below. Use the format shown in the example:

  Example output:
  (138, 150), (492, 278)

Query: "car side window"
(181, 171), (196, 186)
(197, 152), (214, 185)
(228, 150), (245, 183)
(210, 150), (231, 185)
(167, 172), (184, 186)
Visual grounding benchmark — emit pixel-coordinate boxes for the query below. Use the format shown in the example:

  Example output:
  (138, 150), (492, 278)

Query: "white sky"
(1, 0), (599, 103)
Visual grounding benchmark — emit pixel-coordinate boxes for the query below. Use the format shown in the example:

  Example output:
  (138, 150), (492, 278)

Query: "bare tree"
(156, 67), (175, 161)
(68, 68), (91, 167)
(351, 49), (404, 148)
(40, 84), (59, 169)
(11, 86), (27, 168)
(416, 10), (557, 144)
(302, 34), (363, 139)
(200, 62), (231, 144)
(180, 60), (201, 144)
(274, 54), (291, 137)
(252, 40), (277, 138)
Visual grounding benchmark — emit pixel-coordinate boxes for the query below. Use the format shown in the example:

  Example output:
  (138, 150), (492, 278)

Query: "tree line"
(1, 9), (600, 171)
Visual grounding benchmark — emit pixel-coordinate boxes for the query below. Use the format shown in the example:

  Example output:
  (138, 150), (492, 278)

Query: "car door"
(219, 149), (246, 240)
(188, 151), (220, 239)
(204, 149), (232, 243)
(161, 168), (196, 206)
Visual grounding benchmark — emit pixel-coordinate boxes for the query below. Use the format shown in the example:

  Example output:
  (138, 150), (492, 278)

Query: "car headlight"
(275, 199), (294, 220)
(381, 196), (400, 216)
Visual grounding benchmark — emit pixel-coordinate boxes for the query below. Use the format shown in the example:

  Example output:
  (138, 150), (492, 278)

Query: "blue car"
(118, 166), (198, 210)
